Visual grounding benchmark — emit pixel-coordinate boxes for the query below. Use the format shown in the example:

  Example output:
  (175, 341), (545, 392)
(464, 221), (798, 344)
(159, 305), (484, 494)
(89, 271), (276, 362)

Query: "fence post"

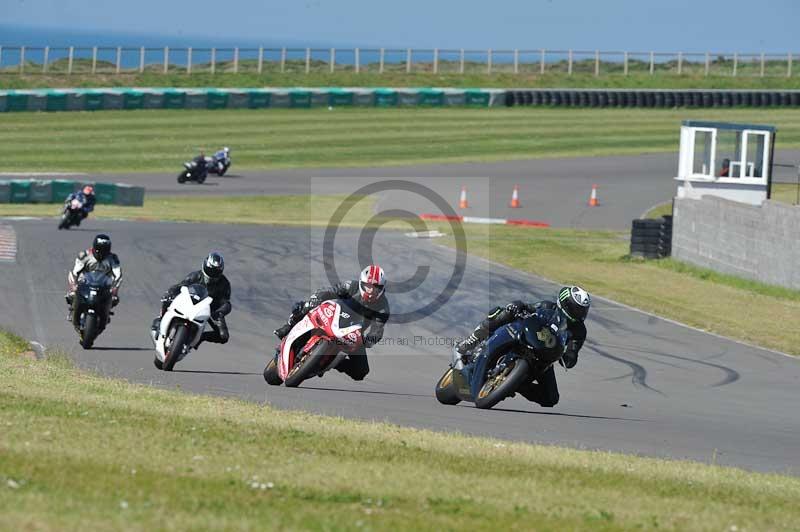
(623, 51), (628, 75)
(649, 51), (654, 75)
(139, 46), (144, 73)
(68, 46), (74, 75)
(594, 49), (599, 76)
(733, 52), (738, 76)
(567, 49), (573, 75)
(459, 48), (465, 74)
(406, 48), (411, 73)
(211, 48), (216, 74)
(19, 46), (24, 74)
(760, 52), (765, 77)
(514, 49), (519, 74)
(187, 47), (192, 75)
(91, 46), (97, 74)
(116, 46), (122, 74)
(540, 48), (545, 74)
(677, 52), (682, 75)
(330, 48), (335, 73)
(305, 48), (310, 74)
(163, 46), (169, 74)
(260, 47), (266, 74)
(233, 48), (239, 73)
(43, 46), (49, 73)
(379, 48), (384, 74)
(704, 52), (709, 76)
(433, 48), (438, 74)
(788, 52), (793, 77)
(487, 48), (492, 74)
(279, 47), (285, 73)
(355, 48), (360, 73)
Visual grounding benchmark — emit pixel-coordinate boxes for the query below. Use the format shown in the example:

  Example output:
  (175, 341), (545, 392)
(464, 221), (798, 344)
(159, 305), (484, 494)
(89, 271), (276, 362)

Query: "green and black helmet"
(556, 285), (591, 323)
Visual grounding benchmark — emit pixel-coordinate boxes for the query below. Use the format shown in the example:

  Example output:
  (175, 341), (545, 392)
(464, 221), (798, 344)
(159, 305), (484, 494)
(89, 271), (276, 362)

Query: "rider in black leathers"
(152, 252), (231, 345)
(456, 285), (591, 407)
(274, 265), (389, 381)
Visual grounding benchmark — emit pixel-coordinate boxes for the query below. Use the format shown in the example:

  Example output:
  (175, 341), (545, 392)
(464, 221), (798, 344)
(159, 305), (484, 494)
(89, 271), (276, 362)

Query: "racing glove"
(559, 350), (578, 369)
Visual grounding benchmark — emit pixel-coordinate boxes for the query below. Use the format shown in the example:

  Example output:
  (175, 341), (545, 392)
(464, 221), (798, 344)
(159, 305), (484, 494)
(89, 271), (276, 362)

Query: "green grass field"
(1, 331), (798, 531)
(5, 68), (800, 90)
(3, 194), (799, 355)
(3, 107), (800, 173)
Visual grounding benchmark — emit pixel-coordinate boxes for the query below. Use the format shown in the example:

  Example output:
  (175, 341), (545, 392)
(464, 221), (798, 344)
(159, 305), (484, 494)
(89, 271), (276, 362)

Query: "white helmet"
(223, 146), (230, 154)
(359, 265), (385, 304)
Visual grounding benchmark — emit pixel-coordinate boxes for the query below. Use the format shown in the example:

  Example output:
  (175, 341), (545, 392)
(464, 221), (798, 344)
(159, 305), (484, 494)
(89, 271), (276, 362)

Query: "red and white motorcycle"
(264, 299), (364, 388)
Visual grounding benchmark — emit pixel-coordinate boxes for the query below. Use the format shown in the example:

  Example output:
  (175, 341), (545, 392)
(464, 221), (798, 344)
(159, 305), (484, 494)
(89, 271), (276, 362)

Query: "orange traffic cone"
(509, 185), (521, 208)
(588, 184), (599, 207)
(459, 186), (469, 209)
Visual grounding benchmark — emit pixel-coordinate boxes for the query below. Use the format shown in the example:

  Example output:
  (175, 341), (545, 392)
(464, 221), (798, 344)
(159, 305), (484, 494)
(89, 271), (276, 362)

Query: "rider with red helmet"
(64, 185), (96, 226)
(274, 265), (390, 381)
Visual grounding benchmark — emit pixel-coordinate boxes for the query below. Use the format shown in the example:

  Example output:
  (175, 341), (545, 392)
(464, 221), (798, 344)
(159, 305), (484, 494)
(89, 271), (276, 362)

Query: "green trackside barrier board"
(418, 89), (444, 106)
(0, 181), (10, 203)
(6, 92), (29, 112)
(46, 90), (68, 111)
(328, 90), (353, 107)
(164, 90), (186, 109)
(289, 90), (311, 108)
(247, 89), (271, 108)
(92, 182), (117, 204)
(83, 90), (105, 111)
(9, 180), (32, 203)
(374, 89), (398, 107)
(52, 180), (77, 201)
(115, 184), (145, 206)
(0, 93), (7, 112)
(465, 90), (490, 106)
(206, 90), (229, 109)
(29, 180), (53, 203)
(123, 90), (144, 109)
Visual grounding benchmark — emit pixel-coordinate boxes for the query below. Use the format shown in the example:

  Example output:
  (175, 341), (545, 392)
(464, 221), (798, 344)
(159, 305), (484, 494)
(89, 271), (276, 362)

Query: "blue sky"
(3, 0), (798, 52)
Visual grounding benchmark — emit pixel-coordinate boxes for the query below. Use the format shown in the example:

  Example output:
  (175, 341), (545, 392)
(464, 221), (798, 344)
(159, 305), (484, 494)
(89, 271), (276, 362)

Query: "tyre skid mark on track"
(585, 341), (665, 396)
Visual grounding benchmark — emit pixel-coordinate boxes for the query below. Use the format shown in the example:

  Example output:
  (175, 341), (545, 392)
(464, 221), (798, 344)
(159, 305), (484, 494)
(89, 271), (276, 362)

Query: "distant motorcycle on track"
(152, 284), (214, 371)
(58, 195), (86, 230)
(177, 160), (207, 184)
(70, 271), (114, 349)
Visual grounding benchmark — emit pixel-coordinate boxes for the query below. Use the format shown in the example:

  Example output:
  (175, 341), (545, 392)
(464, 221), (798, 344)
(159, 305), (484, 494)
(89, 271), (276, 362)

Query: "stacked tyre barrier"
(0, 87), (504, 113)
(504, 89), (800, 108)
(0, 179), (145, 206)
(630, 215), (672, 259)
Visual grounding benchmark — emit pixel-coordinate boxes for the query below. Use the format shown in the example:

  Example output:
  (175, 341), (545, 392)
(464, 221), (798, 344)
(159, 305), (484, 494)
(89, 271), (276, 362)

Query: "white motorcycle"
(151, 284), (213, 371)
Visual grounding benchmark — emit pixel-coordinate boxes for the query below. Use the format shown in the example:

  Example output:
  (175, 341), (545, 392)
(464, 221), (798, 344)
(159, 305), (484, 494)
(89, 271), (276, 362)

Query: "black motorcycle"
(435, 309), (570, 409)
(58, 195), (86, 230)
(71, 271), (114, 349)
(177, 160), (207, 184)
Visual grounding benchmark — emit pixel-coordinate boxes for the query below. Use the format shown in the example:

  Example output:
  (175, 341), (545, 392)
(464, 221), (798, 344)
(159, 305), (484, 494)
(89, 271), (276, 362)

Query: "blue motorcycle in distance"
(435, 311), (571, 410)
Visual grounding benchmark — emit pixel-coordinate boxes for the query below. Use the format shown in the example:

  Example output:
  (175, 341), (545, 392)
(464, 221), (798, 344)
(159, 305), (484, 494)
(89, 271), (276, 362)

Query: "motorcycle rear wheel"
(284, 341), (330, 388)
(434, 367), (461, 405)
(177, 172), (188, 184)
(475, 357), (530, 410)
(263, 357), (283, 386)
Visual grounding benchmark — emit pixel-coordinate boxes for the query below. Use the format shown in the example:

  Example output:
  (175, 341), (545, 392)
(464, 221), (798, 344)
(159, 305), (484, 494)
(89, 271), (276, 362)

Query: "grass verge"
(1, 334), (798, 531)
(6, 70), (800, 90)
(4, 107), (800, 173)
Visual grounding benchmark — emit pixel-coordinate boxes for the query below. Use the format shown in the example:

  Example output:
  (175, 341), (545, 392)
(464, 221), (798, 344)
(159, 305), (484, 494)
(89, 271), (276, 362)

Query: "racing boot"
(456, 333), (481, 363)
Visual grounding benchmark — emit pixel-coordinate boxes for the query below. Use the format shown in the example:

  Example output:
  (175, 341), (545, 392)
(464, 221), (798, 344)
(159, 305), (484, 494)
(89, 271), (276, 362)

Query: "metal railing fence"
(1, 46), (797, 77)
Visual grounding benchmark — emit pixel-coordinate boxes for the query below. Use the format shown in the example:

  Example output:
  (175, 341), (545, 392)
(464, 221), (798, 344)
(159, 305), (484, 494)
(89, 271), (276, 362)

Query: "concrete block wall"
(673, 196), (800, 289)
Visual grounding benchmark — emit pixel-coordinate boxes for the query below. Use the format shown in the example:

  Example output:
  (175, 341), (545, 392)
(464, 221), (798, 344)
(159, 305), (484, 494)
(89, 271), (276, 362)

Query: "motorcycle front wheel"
(177, 172), (188, 184)
(80, 313), (98, 349)
(283, 341), (330, 388)
(474, 357), (530, 410)
(163, 325), (190, 371)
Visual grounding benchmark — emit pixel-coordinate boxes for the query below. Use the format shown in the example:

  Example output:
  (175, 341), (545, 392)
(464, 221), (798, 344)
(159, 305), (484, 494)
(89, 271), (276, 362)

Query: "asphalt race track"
(89, 150), (800, 230)
(2, 218), (799, 475)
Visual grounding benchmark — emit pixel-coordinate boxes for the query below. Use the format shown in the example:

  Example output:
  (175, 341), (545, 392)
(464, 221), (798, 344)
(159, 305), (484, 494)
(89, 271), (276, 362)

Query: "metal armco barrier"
(0, 179), (145, 206)
(504, 89), (800, 108)
(0, 87), (502, 112)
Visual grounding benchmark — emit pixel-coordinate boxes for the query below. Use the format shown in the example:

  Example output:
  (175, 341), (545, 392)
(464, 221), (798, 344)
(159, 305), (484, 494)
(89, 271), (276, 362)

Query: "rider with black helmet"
(152, 252), (232, 345)
(65, 234), (122, 320)
(455, 285), (591, 407)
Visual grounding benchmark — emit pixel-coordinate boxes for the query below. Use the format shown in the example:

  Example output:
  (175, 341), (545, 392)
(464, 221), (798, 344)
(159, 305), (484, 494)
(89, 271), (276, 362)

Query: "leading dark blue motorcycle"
(435, 311), (571, 410)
